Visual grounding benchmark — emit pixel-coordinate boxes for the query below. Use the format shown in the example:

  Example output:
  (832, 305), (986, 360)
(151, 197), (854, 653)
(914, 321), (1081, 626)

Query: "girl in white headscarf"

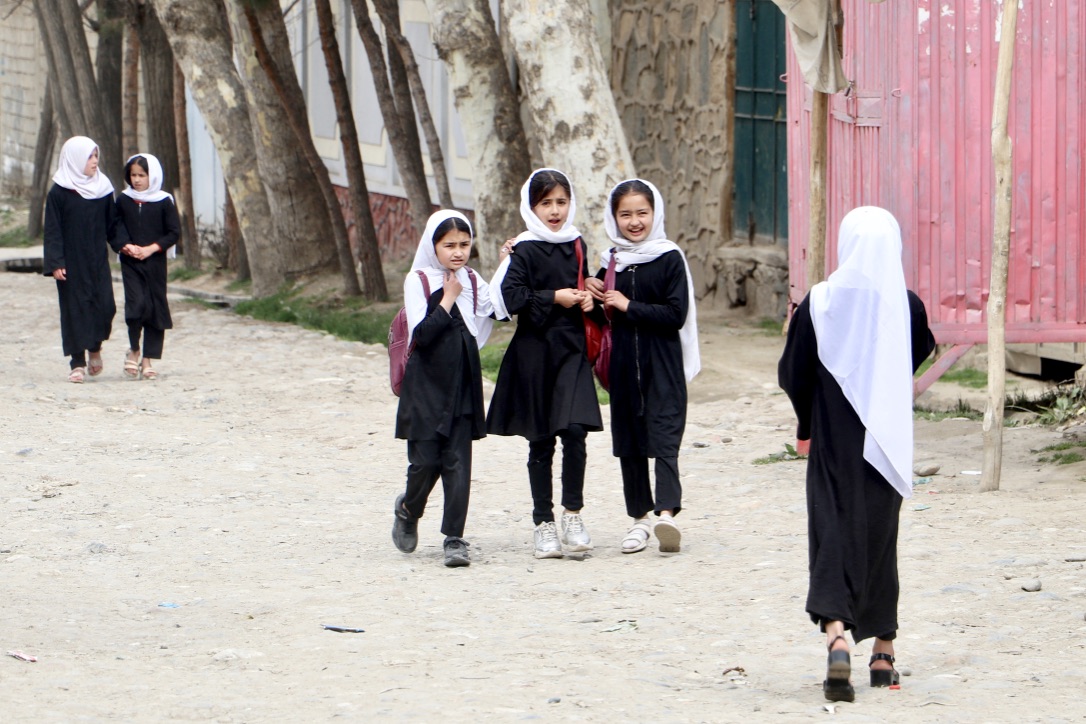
(778, 206), (935, 703)
(486, 169), (603, 560)
(112, 153), (180, 380)
(43, 136), (118, 383)
(392, 210), (494, 568)
(585, 179), (699, 555)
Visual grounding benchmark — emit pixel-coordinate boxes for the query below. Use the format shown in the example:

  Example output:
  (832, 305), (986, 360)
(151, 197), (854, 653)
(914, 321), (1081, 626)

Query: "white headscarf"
(489, 168), (582, 320)
(52, 136), (114, 200)
(406, 210), (493, 348)
(809, 206), (914, 499)
(122, 153), (173, 203)
(601, 178), (700, 383)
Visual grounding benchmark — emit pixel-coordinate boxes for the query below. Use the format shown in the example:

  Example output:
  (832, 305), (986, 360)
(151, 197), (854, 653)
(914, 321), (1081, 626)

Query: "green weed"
(914, 399), (984, 422)
(753, 443), (805, 465)
(234, 286), (396, 346)
(0, 226), (34, 247)
(168, 265), (205, 282)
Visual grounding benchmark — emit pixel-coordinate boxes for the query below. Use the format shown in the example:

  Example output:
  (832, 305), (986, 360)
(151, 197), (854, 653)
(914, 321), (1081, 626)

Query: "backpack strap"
(466, 267), (478, 315)
(417, 269), (430, 298)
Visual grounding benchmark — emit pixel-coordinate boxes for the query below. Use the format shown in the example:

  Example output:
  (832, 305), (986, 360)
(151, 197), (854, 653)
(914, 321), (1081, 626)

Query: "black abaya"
(42, 184), (117, 357)
(486, 239), (603, 439)
(778, 291), (935, 642)
(113, 195), (179, 331)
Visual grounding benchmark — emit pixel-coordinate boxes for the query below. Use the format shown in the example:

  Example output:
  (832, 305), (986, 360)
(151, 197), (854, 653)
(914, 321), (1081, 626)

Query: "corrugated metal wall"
(787, 0), (1086, 343)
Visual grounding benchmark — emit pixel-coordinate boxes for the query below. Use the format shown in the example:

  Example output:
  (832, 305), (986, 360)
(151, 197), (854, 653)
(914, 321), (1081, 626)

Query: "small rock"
(692, 441), (710, 448)
(85, 542), (110, 554)
(899, 666), (913, 676)
(1021, 579), (1042, 592)
(547, 697), (561, 704)
(914, 463), (941, 477)
(720, 436), (733, 443)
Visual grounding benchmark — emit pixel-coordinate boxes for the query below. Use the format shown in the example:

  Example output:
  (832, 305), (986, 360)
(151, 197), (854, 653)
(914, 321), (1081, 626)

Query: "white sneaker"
(654, 516), (681, 552)
(560, 512), (593, 552)
(533, 521), (563, 559)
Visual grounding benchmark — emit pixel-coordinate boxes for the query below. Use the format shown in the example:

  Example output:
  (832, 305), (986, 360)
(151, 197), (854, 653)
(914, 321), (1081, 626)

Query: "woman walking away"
(487, 168), (603, 559)
(43, 136), (118, 383)
(586, 179), (700, 554)
(113, 153), (180, 380)
(778, 206), (935, 703)
(392, 210), (494, 567)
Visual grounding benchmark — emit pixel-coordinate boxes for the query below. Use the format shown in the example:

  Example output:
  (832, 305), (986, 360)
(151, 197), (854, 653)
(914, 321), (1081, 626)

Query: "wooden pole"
(806, 89), (829, 288)
(981, 0), (1019, 493)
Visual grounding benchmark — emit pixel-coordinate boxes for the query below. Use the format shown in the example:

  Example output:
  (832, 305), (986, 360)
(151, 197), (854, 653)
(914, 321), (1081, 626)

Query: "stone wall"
(610, 0), (789, 319)
(0, 4), (48, 197)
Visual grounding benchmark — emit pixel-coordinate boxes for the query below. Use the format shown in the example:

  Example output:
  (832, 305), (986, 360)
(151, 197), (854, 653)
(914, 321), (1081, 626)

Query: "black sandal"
(869, 652), (900, 687)
(823, 635), (855, 702)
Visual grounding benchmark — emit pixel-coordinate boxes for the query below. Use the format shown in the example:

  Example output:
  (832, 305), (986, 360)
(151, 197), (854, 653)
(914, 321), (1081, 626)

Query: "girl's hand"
(554, 288), (581, 308)
(603, 289), (630, 313)
(499, 238), (516, 260)
(440, 271), (463, 312)
(584, 277), (605, 300)
(52, 267), (67, 281)
(578, 292), (594, 312)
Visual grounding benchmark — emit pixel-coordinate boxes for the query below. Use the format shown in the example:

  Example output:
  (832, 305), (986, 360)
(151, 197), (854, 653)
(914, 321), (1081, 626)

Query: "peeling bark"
(503, 0), (635, 255)
(173, 61), (200, 270)
(425, 0), (530, 272)
(140, 3), (181, 200)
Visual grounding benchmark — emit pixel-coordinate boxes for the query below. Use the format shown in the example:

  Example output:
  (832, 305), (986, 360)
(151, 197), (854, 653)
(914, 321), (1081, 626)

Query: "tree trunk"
(347, 0), (431, 240)
(314, 0), (388, 300)
(173, 61), (200, 269)
(122, 8), (141, 158)
(150, 0), (282, 298)
(225, 187), (248, 281)
(981, 0), (1019, 494)
(373, 0), (453, 209)
(239, 3), (362, 297)
(27, 79), (57, 239)
(503, 0), (636, 255)
(95, 0), (126, 184)
(425, 0), (530, 273)
(140, 3), (181, 201)
(222, 0), (339, 281)
(35, 0), (90, 137)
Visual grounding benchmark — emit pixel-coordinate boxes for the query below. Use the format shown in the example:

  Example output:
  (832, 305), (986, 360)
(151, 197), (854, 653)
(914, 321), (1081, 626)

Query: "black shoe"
(869, 653), (900, 687)
(443, 537), (471, 567)
(392, 494), (418, 553)
(823, 635), (855, 702)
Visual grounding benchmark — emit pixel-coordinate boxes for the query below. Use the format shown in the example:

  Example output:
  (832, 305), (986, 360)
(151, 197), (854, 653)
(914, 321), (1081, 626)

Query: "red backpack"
(388, 268), (478, 396)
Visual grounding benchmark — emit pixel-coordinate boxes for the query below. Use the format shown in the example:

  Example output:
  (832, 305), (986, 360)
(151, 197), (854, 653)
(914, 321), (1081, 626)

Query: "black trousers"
(128, 323), (165, 360)
(527, 424), (587, 525)
(69, 342), (103, 370)
(402, 415), (472, 538)
(620, 455), (682, 519)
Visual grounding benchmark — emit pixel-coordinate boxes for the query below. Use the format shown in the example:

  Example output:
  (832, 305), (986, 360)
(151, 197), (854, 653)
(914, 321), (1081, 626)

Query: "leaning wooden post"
(806, 89), (829, 288)
(981, 0), (1018, 493)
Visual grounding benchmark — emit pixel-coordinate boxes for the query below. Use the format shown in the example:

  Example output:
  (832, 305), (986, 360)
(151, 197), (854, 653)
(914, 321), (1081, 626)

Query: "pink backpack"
(388, 268), (477, 396)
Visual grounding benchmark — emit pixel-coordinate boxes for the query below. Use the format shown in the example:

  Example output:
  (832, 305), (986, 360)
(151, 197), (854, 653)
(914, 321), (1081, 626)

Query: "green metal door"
(734, 0), (788, 244)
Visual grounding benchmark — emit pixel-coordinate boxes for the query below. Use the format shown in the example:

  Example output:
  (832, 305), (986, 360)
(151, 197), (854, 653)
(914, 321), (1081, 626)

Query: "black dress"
(778, 291), (935, 642)
(600, 250), (689, 458)
(395, 289), (486, 442)
(112, 195), (180, 331)
(42, 184), (117, 356)
(486, 239), (603, 440)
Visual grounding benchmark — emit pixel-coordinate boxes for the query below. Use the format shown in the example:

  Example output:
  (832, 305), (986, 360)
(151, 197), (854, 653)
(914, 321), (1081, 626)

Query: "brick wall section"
(0, 5), (48, 196)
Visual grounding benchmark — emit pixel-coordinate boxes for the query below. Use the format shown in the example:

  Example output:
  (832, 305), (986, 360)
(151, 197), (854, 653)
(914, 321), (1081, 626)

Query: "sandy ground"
(2, 267), (1085, 722)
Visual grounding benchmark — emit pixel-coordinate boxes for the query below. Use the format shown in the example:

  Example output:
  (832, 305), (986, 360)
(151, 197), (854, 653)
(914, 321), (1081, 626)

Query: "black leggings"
(620, 455), (682, 519)
(402, 416), (473, 538)
(128, 323), (165, 359)
(70, 343), (102, 370)
(527, 425), (587, 525)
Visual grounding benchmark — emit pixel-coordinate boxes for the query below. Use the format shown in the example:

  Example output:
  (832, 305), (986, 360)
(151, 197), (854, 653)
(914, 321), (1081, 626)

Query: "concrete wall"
(0, 4), (48, 197)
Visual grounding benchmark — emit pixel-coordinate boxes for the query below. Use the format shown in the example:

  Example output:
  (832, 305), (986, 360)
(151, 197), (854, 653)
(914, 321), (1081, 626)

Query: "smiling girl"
(43, 136), (118, 383)
(587, 179), (700, 554)
(392, 210), (494, 567)
(112, 153), (180, 380)
(487, 168), (603, 559)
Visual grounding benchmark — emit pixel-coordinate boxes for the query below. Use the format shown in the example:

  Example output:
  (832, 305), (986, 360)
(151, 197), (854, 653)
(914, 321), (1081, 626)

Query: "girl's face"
(531, 186), (570, 232)
(614, 193), (654, 243)
(83, 149), (99, 177)
(434, 229), (472, 271)
(129, 164), (150, 192)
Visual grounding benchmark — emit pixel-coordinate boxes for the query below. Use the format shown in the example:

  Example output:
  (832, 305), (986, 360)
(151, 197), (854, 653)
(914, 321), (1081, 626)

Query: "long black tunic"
(396, 289), (486, 442)
(43, 184), (117, 356)
(599, 250), (689, 458)
(112, 196), (179, 330)
(486, 239), (603, 440)
(778, 291), (935, 642)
